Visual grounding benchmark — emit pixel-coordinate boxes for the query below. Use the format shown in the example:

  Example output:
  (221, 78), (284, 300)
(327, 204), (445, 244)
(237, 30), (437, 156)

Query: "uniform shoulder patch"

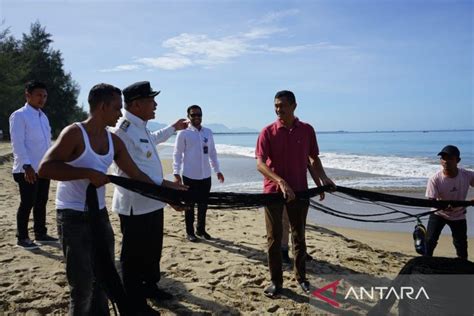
(119, 120), (130, 131)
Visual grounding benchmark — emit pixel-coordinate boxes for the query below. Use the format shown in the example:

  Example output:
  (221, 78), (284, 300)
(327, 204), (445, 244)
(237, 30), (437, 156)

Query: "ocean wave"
(159, 142), (450, 179)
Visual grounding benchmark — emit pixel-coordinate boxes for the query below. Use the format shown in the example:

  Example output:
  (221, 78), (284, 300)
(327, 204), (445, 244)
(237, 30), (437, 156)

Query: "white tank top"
(56, 123), (114, 212)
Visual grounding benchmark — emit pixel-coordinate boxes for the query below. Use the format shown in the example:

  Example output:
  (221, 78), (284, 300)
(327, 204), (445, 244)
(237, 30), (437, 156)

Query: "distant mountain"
(147, 121), (257, 133)
(147, 121), (167, 131)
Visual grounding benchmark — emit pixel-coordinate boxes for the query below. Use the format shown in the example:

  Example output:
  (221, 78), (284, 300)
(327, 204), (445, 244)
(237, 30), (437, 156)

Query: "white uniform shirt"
(111, 111), (175, 215)
(173, 125), (220, 180)
(9, 103), (52, 173)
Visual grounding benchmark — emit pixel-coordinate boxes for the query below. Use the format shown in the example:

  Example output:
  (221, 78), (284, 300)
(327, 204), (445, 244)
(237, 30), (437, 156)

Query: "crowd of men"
(9, 80), (473, 314)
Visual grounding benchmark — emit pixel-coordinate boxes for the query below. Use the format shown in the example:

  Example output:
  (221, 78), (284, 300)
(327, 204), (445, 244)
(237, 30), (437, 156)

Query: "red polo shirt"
(255, 118), (319, 193)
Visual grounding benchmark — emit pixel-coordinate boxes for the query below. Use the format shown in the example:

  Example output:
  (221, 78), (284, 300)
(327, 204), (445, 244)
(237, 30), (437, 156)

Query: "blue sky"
(1, 0), (472, 131)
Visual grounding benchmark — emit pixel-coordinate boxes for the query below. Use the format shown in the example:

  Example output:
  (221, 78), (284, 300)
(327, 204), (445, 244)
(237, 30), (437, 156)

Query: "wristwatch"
(22, 164), (32, 171)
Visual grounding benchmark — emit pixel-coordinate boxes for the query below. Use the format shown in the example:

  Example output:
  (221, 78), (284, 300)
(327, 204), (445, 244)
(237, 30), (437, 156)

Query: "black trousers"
(13, 172), (50, 240)
(182, 176), (211, 235)
(119, 209), (164, 308)
(57, 208), (113, 316)
(425, 213), (468, 260)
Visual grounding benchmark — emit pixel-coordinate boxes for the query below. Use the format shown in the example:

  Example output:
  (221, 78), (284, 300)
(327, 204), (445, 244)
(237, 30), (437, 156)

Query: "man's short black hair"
(25, 81), (47, 93)
(274, 90), (296, 104)
(88, 83), (121, 112)
(187, 104), (202, 115)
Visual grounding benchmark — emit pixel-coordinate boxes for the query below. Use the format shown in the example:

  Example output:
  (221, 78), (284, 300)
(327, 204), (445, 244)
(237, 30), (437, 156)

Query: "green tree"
(21, 22), (86, 137)
(0, 22), (87, 139)
(0, 28), (27, 139)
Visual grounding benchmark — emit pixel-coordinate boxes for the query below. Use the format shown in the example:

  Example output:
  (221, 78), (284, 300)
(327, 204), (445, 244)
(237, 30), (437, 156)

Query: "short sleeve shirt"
(255, 118), (319, 193)
(425, 168), (474, 220)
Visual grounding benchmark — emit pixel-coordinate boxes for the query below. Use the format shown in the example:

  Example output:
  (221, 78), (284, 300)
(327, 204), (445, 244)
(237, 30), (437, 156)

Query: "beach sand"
(0, 157), (473, 315)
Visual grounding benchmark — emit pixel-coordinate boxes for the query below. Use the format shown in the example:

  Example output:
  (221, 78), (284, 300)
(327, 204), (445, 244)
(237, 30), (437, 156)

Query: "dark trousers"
(57, 208), (114, 316)
(425, 213), (468, 260)
(119, 209), (164, 308)
(183, 176), (211, 235)
(13, 173), (50, 240)
(264, 199), (309, 286)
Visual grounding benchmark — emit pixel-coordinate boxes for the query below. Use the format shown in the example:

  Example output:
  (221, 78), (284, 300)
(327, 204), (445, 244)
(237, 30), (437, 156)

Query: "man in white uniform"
(112, 81), (188, 310)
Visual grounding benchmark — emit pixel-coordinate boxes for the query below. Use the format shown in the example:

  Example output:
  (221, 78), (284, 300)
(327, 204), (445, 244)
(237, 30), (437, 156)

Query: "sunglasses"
(189, 113), (202, 118)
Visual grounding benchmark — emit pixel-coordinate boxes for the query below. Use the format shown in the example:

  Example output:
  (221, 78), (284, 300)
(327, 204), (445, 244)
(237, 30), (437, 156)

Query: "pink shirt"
(255, 118), (319, 193)
(425, 168), (474, 220)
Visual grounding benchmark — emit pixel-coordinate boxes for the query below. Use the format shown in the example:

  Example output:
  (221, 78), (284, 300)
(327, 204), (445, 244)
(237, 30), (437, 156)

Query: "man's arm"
(112, 134), (187, 191)
(256, 157), (295, 201)
(308, 156), (336, 189)
(208, 131), (224, 183)
(10, 112), (36, 183)
(112, 133), (155, 184)
(150, 118), (188, 145)
(307, 159), (325, 201)
(172, 130), (185, 184)
(38, 125), (109, 187)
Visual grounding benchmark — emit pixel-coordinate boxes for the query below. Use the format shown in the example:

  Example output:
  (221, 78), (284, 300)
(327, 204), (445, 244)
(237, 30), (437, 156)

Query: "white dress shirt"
(111, 110), (175, 215)
(9, 103), (52, 173)
(173, 125), (221, 180)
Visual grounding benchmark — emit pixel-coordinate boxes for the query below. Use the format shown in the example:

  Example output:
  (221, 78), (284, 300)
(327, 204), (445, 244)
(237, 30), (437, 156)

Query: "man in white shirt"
(173, 105), (224, 242)
(9, 81), (57, 249)
(112, 81), (188, 310)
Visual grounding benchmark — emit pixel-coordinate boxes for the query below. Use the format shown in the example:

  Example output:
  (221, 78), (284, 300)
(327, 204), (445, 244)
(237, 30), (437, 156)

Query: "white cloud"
(99, 64), (140, 72)
(259, 9), (300, 24)
(103, 10), (347, 72)
(136, 55), (193, 70)
(241, 27), (285, 40)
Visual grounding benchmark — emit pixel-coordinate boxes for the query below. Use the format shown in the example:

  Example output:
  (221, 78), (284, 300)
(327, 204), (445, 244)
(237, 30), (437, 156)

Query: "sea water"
(159, 130), (474, 235)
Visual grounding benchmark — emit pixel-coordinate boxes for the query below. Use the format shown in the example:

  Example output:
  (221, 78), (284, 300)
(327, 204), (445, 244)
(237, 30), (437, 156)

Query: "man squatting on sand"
(111, 81), (188, 312)
(256, 90), (335, 298)
(38, 83), (186, 315)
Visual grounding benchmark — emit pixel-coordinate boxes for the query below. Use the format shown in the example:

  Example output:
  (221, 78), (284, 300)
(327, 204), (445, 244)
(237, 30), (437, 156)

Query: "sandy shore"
(0, 158), (472, 315)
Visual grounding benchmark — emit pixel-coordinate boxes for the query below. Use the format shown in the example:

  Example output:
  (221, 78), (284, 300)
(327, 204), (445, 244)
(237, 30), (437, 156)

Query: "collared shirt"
(426, 168), (474, 220)
(255, 118), (319, 193)
(9, 103), (52, 173)
(172, 125), (221, 180)
(111, 110), (175, 215)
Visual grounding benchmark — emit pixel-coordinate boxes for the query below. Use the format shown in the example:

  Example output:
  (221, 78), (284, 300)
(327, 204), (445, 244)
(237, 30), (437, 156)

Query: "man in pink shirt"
(256, 90), (335, 298)
(425, 145), (474, 260)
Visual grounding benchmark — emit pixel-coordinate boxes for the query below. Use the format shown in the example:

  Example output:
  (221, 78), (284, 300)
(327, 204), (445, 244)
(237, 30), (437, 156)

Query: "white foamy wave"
(320, 152), (439, 178)
(160, 142), (441, 179)
(215, 181), (262, 193)
(331, 177), (428, 189)
(159, 142), (255, 158)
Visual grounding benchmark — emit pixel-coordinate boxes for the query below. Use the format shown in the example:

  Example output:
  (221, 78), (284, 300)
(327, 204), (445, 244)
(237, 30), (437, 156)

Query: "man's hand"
(322, 176), (336, 191)
(277, 179), (295, 202)
(174, 174), (182, 184)
(169, 204), (186, 212)
(163, 179), (188, 191)
(24, 165), (37, 184)
(172, 119), (189, 131)
(86, 169), (110, 187)
(217, 172), (225, 183)
(318, 192), (325, 201)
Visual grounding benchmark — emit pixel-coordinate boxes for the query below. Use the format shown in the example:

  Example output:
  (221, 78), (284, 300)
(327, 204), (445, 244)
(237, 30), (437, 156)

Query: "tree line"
(0, 22), (87, 140)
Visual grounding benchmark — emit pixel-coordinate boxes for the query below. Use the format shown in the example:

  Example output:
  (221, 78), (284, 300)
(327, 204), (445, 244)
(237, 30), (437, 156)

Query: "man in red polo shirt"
(256, 90), (335, 298)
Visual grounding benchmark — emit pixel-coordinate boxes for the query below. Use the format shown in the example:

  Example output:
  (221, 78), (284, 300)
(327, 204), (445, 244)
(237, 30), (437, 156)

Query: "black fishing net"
(109, 175), (473, 212)
(368, 257), (474, 316)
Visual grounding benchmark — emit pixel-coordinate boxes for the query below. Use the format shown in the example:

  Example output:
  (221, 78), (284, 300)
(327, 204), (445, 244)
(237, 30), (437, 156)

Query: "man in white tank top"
(38, 83), (186, 315)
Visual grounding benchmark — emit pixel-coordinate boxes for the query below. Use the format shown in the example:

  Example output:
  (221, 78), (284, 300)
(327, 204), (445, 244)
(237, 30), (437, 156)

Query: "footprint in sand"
(209, 267), (226, 274)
